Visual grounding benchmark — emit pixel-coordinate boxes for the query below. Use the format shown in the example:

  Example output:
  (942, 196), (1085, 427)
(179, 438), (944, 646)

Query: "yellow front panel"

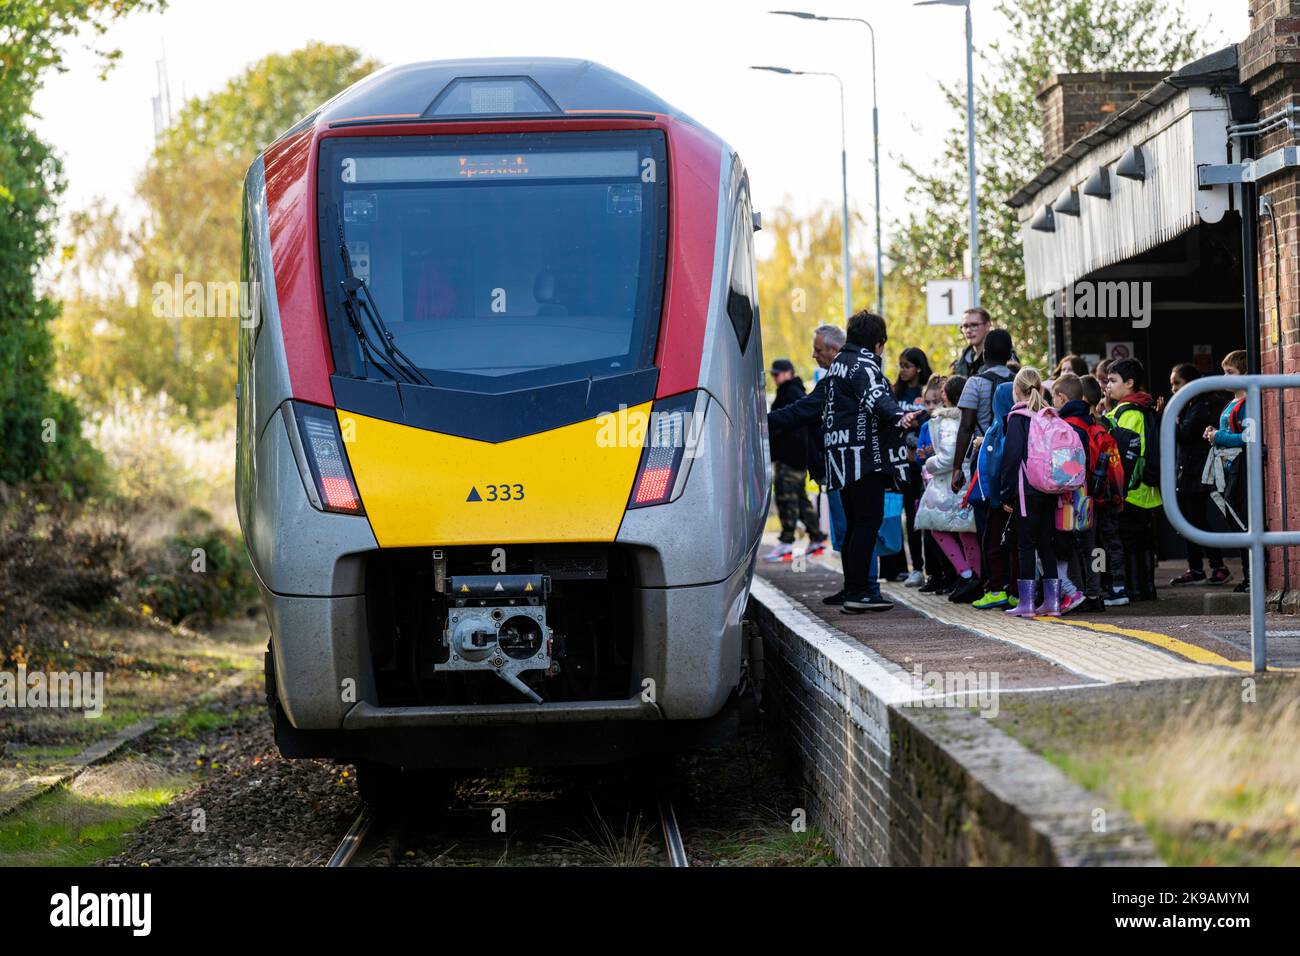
(340, 405), (650, 547)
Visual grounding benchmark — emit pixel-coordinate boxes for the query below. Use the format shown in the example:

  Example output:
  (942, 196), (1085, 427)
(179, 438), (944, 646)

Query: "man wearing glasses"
(952, 308), (1017, 377)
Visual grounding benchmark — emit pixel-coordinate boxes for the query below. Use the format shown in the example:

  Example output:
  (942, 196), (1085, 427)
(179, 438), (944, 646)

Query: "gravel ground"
(100, 684), (359, 867)
(100, 683), (828, 867)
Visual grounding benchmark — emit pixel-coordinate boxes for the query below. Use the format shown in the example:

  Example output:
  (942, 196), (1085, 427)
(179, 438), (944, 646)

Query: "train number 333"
(466, 484), (525, 503)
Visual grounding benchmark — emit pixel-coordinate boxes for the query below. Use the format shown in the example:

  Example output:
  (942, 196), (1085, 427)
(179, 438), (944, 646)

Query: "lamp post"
(751, 65), (852, 320)
(916, 0), (979, 308)
(770, 10), (883, 317)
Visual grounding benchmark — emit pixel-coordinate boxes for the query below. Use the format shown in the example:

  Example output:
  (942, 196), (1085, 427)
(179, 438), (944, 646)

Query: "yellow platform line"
(1038, 617), (1255, 671)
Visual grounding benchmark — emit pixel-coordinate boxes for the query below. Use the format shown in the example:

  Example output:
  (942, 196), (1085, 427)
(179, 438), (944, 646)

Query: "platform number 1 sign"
(925, 280), (972, 326)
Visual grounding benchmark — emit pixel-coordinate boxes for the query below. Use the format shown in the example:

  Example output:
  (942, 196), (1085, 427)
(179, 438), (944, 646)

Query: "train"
(236, 58), (768, 790)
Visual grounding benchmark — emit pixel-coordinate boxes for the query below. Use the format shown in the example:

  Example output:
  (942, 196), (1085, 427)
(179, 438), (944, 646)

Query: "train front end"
(237, 60), (769, 768)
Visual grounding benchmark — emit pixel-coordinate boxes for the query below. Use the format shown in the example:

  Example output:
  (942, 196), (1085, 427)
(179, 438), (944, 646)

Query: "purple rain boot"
(1005, 579), (1038, 617)
(1034, 578), (1062, 617)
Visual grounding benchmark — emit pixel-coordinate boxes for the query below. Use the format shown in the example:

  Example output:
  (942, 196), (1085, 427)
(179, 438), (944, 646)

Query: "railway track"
(658, 794), (689, 868)
(326, 807), (372, 867)
(327, 789), (690, 867)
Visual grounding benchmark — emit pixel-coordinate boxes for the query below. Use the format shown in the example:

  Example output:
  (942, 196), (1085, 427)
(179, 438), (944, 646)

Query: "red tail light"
(632, 466), (674, 504)
(289, 402), (366, 516)
(627, 391), (707, 509)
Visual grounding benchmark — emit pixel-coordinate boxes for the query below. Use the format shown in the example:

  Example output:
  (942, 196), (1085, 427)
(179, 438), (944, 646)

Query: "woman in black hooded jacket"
(821, 311), (921, 613)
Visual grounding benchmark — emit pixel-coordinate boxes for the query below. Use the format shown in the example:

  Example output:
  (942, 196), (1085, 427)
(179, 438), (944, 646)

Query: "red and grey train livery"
(237, 58), (768, 772)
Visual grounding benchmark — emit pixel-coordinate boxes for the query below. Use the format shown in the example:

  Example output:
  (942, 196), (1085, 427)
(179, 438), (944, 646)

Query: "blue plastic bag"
(876, 491), (904, 556)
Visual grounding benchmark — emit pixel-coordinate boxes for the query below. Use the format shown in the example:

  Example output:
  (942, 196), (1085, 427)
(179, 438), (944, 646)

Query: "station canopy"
(1009, 47), (1241, 300)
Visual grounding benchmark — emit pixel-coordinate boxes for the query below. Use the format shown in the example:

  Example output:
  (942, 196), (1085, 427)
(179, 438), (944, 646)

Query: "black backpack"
(1109, 402), (1162, 491)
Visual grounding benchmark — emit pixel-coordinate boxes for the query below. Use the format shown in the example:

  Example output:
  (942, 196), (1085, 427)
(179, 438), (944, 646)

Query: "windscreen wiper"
(335, 219), (433, 388)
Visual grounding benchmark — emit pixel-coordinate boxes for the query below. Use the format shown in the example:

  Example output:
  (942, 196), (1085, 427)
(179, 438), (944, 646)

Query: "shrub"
(135, 509), (259, 627)
(0, 490), (133, 661)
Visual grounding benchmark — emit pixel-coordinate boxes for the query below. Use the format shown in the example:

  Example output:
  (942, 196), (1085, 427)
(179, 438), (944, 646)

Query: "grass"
(993, 674), (1300, 866)
(686, 805), (836, 866)
(159, 705), (261, 740)
(553, 805), (657, 866)
(1, 615), (262, 751)
(0, 760), (191, 866)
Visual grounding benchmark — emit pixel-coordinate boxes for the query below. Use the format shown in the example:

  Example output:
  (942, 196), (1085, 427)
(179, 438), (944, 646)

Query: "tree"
(55, 43), (380, 414)
(756, 202), (960, 388)
(0, 0), (163, 489)
(890, 0), (1206, 371)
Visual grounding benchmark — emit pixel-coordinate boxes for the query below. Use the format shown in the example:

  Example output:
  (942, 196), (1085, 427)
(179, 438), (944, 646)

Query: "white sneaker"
(763, 543), (794, 562)
(904, 570), (925, 587)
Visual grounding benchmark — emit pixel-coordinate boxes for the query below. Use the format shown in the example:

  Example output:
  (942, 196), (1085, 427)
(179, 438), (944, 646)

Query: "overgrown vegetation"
(0, 489), (259, 669)
(756, 203), (965, 383)
(136, 512), (259, 628)
(55, 43), (379, 415)
(0, 1), (165, 491)
(1, 37), (378, 666)
(890, 0), (1208, 369)
(994, 675), (1300, 866)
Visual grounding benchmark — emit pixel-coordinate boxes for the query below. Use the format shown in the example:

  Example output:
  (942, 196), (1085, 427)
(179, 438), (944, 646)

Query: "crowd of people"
(765, 307), (1252, 615)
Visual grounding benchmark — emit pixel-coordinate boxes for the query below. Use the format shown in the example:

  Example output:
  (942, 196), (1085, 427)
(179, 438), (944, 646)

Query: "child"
(915, 376), (956, 593)
(1082, 374), (1104, 424)
(1203, 350), (1251, 593)
(1089, 376), (1125, 604)
(1105, 358), (1163, 603)
(1001, 367), (1065, 617)
(915, 376), (981, 599)
(971, 381), (1019, 609)
(1093, 359), (1113, 409)
(1053, 373), (1104, 613)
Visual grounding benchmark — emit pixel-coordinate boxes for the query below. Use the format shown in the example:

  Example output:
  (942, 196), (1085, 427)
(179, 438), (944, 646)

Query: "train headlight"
(628, 390), (708, 509)
(285, 402), (366, 516)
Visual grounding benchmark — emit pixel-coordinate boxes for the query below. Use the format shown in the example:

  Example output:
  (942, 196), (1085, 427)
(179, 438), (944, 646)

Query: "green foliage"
(0, 773), (187, 868)
(0, 493), (255, 664)
(890, 0), (1207, 371)
(56, 43), (381, 415)
(0, 0), (161, 491)
(137, 511), (259, 626)
(756, 202), (965, 384)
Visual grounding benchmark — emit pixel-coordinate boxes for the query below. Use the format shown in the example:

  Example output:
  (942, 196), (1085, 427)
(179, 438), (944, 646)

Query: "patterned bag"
(1012, 406), (1087, 494)
(1055, 486), (1094, 532)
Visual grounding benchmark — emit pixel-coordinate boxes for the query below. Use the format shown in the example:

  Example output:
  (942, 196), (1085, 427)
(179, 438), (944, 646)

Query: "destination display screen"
(341, 149), (642, 184)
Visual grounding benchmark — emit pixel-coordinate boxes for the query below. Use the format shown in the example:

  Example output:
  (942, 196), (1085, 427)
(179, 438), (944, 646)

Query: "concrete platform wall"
(747, 579), (1160, 866)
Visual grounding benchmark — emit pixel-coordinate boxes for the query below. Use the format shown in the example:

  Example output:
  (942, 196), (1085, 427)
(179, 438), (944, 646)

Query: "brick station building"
(1009, 2), (1300, 611)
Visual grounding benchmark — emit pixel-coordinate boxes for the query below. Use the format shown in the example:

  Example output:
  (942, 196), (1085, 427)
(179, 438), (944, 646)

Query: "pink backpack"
(1010, 406), (1086, 495)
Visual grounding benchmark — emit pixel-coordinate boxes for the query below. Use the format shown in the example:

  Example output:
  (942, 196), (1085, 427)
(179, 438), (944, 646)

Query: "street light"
(916, 0), (980, 308)
(770, 10), (884, 318)
(750, 65), (852, 321)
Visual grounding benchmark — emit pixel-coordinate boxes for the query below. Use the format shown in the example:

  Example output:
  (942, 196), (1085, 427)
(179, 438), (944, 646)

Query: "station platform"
(755, 538), (1299, 684)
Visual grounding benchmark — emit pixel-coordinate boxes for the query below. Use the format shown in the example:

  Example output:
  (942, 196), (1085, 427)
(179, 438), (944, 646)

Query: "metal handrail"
(1160, 374), (1300, 671)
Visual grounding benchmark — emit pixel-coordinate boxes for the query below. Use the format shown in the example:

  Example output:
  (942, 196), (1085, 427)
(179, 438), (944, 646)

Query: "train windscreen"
(317, 130), (669, 392)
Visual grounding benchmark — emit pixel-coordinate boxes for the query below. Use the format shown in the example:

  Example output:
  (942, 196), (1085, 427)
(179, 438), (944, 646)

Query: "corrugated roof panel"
(1019, 88), (1232, 298)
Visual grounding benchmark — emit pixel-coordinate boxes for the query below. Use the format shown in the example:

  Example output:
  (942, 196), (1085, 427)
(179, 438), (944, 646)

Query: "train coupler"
(441, 574), (551, 703)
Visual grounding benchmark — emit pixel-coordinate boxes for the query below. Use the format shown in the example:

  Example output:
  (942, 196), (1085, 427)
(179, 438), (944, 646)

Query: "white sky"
(31, 0), (1246, 254)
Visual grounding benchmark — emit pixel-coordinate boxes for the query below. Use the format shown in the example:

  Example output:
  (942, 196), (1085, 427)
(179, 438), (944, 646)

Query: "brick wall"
(1240, 1), (1300, 81)
(749, 595), (893, 864)
(1037, 71), (1166, 162)
(748, 581), (1160, 866)
(1241, 0), (1300, 607)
